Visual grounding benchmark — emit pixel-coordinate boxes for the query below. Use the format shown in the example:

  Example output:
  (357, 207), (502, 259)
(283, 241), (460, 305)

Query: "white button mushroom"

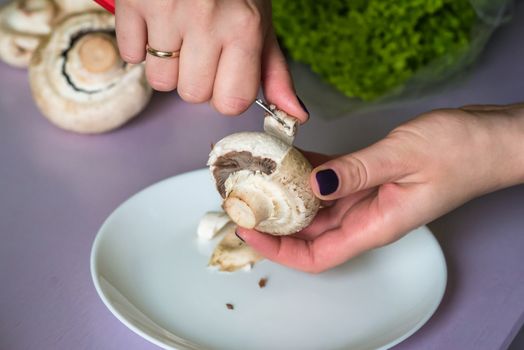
(28, 11), (152, 134)
(0, 0), (57, 68)
(208, 107), (320, 236)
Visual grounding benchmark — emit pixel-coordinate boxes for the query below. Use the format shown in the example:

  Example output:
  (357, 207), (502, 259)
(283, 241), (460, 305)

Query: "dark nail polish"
(316, 169), (339, 196)
(235, 230), (245, 242)
(296, 95), (309, 116)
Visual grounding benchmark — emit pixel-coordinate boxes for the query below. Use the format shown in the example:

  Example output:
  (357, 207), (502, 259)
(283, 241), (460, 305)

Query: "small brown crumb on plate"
(226, 303), (234, 310)
(258, 277), (268, 288)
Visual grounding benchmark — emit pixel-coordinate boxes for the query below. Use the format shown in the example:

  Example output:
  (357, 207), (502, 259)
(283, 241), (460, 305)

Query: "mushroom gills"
(212, 150), (277, 197)
(0, 0), (57, 68)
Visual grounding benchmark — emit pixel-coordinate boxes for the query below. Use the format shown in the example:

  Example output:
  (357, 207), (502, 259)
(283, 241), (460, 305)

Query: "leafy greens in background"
(272, 0), (478, 101)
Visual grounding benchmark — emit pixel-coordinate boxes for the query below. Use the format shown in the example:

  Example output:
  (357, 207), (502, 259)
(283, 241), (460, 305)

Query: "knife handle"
(93, 0), (115, 14)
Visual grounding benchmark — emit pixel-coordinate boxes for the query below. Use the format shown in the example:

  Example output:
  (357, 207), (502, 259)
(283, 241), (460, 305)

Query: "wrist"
(504, 105), (524, 185)
(481, 104), (524, 192)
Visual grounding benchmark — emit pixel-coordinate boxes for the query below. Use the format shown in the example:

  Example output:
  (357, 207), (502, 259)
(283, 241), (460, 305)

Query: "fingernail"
(296, 95), (309, 116)
(235, 230), (245, 242)
(316, 169), (339, 196)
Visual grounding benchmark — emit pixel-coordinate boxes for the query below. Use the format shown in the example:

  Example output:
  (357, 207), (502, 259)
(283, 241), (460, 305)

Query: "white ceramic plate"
(91, 169), (447, 350)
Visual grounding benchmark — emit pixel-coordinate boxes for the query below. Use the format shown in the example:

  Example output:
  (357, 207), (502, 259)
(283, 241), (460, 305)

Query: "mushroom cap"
(28, 11), (152, 134)
(0, 0), (57, 68)
(208, 132), (292, 167)
(208, 131), (320, 235)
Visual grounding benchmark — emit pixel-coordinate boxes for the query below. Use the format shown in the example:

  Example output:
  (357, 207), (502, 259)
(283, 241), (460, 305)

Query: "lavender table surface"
(1, 3), (524, 350)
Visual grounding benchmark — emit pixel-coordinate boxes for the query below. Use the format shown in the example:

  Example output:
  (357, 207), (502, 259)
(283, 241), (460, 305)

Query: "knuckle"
(146, 64), (177, 91)
(119, 0), (140, 9)
(178, 86), (211, 104)
(231, 6), (262, 31)
(120, 51), (144, 64)
(193, 0), (217, 18)
(148, 0), (176, 14)
(213, 96), (251, 115)
(116, 33), (145, 64)
(342, 155), (369, 192)
(148, 77), (176, 91)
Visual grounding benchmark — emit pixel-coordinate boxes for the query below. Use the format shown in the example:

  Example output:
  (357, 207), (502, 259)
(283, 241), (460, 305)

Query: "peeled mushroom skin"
(0, 0), (57, 68)
(263, 106), (298, 145)
(208, 132), (320, 236)
(208, 221), (263, 272)
(197, 211), (232, 241)
(29, 11), (152, 134)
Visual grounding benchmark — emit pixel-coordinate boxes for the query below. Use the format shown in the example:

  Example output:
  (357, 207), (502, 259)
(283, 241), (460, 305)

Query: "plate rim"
(90, 168), (447, 350)
(376, 229), (447, 350)
(91, 169), (207, 350)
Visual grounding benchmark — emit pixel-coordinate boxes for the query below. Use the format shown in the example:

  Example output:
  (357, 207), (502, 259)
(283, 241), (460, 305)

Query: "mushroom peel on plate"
(0, 0), (57, 68)
(197, 211), (263, 272)
(208, 106), (320, 235)
(208, 221), (263, 272)
(28, 11), (152, 134)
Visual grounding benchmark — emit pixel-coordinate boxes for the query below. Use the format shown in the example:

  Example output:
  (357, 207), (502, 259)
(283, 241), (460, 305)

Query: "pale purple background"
(1, 1), (524, 350)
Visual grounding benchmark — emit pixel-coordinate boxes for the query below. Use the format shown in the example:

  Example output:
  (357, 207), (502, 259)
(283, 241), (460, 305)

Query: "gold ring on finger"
(146, 45), (180, 59)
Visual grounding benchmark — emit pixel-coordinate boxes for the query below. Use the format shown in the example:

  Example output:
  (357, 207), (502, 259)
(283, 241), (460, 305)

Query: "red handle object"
(93, 0), (115, 14)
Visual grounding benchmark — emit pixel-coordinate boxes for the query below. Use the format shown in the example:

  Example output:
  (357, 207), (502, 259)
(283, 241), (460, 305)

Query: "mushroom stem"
(77, 33), (118, 73)
(223, 192), (272, 229)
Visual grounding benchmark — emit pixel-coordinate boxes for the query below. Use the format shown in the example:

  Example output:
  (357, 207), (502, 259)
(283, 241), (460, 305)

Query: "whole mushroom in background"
(0, 0), (57, 67)
(28, 11), (152, 134)
(208, 106), (320, 236)
(53, 0), (100, 15)
(0, 0), (103, 69)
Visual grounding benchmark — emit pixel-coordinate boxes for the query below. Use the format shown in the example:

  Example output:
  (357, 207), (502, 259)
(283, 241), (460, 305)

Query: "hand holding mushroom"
(204, 103), (318, 272)
(236, 105), (524, 273)
(208, 103), (320, 236)
(113, 0), (308, 118)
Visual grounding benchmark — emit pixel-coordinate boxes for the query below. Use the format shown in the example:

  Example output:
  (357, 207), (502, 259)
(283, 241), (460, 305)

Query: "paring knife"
(93, 0), (115, 14)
